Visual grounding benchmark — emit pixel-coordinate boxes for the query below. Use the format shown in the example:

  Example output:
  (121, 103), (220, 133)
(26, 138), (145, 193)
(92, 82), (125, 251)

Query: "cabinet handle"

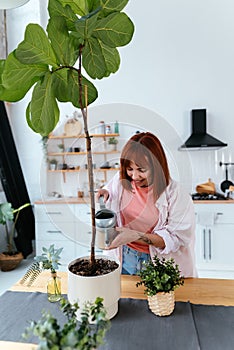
(203, 229), (206, 260)
(47, 230), (62, 233)
(208, 229), (211, 260)
(47, 212), (62, 215)
(216, 212), (223, 215)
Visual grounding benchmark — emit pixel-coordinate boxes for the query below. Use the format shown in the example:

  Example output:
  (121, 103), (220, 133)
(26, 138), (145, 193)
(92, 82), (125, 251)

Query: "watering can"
(95, 196), (117, 249)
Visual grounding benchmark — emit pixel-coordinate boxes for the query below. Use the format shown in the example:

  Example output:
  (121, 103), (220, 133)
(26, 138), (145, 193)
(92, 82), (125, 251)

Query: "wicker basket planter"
(0, 252), (23, 271)
(148, 291), (175, 316)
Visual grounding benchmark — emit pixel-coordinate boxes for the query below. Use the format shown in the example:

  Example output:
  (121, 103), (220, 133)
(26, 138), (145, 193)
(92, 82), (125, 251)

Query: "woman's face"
(126, 161), (152, 187)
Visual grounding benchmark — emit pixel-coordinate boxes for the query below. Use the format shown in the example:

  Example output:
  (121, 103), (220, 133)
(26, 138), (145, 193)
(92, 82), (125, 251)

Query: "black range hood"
(179, 109), (227, 151)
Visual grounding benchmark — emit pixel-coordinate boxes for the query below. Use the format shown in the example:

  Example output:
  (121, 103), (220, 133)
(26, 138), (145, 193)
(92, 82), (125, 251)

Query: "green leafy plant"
(23, 296), (110, 350)
(49, 158), (58, 165)
(20, 244), (63, 286)
(0, 0), (134, 267)
(136, 255), (184, 296)
(0, 202), (31, 255)
(57, 143), (65, 151)
(108, 137), (118, 144)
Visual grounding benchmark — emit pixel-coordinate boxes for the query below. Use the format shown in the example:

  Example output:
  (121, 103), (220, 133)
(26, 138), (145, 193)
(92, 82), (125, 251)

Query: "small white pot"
(68, 255), (121, 320)
(108, 143), (117, 151)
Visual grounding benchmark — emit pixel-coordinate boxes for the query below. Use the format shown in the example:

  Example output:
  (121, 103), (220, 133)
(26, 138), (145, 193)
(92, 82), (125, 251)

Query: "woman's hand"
(106, 227), (140, 249)
(96, 188), (109, 202)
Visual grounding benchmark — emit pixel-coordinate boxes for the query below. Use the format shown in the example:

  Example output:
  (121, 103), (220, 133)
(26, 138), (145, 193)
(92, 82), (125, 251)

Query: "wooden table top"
(10, 271), (234, 306)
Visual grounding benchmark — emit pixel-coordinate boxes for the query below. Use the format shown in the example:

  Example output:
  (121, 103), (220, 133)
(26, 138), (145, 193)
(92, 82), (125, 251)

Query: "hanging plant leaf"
(93, 12), (134, 47)
(53, 68), (98, 107)
(99, 42), (120, 76)
(73, 8), (100, 40)
(100, 0), (129, 16)
(47, 16), (80, 65)
(57, 0), (89, 16)
(0, 52), (48, 102)
(15, 24), (58, 67)
(83, 37), (107, 79)
(26, 73), (59, 136)
(48, 0), (78, 31)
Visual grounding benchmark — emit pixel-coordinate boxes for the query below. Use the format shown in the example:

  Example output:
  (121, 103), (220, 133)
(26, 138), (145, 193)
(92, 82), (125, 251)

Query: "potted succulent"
(136, 255), (184, 316)
(57, 143), (65, 152)
(0, 202), (31, 271)
(20, 244), (63, 302)
(23, 296), (110, 350)
(108, 137), (118, 151)
(0, 0), (134, 319)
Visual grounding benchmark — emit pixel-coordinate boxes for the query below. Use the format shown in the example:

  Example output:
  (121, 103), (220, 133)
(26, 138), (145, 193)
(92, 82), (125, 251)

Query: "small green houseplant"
(108, 137), (118, 145)
(108, 137), (118, 151)
(20, 244), (63, 302)
(57, 143), (65, 152)
(0, 202), (31, 271)
(23, 296), (110, 350)
(136, 255), (184, 316)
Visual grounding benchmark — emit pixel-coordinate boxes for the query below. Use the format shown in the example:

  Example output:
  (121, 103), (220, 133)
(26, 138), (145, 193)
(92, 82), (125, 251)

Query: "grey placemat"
(0, 291), (67, 343)
(99, 298), (199, 350)
(0, 291), (234, 349)
(191, 303), (234, 350)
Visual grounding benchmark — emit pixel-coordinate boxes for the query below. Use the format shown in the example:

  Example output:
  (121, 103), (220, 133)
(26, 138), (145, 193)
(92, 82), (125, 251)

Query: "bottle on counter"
(98, 121), (105, 134)
(114, 120), (119, 134)
(106, 125), (111, 134)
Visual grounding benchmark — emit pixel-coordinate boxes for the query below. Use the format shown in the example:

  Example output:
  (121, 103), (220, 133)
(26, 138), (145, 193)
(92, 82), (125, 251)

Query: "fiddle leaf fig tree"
(0, 0), (134, 266)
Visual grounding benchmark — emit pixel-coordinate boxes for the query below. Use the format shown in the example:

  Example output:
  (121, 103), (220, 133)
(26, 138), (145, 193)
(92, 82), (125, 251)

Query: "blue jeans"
(121, 245), (151, 275)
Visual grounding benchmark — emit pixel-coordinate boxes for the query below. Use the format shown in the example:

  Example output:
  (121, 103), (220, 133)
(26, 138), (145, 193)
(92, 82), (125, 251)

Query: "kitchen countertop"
(35, 197), (234, 205)
(34, 197), (91, 204)
(193, 199), (234, 204)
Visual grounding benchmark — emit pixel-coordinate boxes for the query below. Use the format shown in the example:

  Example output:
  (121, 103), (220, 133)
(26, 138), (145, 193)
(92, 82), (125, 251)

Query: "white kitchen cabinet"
(194, 203), (234, 279)
(35, 203), (94, 267)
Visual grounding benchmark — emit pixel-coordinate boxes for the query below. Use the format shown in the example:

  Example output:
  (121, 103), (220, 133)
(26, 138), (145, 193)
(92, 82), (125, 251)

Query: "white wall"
(5, 0), (234, 201)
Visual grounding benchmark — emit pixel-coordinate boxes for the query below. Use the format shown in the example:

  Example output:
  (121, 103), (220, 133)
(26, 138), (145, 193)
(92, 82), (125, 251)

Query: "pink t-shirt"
(120, 182), (159, 253)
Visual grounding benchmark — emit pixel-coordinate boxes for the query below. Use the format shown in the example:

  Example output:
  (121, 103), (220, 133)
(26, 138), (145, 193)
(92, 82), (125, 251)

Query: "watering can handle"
(99, 196), (106, 209)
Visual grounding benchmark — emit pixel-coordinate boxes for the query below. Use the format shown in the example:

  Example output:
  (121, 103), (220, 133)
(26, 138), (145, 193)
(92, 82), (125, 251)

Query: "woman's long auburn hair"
(120, 132), (170, 200)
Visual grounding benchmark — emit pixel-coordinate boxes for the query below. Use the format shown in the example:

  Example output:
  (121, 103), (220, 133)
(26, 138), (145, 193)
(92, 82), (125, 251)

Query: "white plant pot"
(109, 144), (117, 151)
(49, 163), (56, 171)
(68, 255), (121, 320)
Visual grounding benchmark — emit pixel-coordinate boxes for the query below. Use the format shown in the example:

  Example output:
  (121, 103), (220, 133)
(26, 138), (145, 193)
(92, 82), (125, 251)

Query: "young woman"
(97, 132), (197, 277)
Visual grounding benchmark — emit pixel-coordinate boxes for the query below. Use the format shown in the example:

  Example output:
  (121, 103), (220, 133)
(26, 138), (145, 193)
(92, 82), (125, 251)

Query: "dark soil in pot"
(69, 258), (119, 277)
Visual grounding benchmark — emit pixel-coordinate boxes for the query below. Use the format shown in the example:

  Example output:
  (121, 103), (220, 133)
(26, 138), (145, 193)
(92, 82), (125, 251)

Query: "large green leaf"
(0, 52), (48, 102)
(73, 8), (100, 40)
(100, 0), (129, 16)
(93, 12), (134, 47)
(99, 41), (120, 77)
(0, 202), (14, 225)
(53, 68), (98, 107)
(58, 0), (89, 16)
(15, 24), (58, 67)
(48, 0), (78, 31)
(47, 16), (79, 65)
(27, 72), (59, 136)
(83, 37), (107, 79)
